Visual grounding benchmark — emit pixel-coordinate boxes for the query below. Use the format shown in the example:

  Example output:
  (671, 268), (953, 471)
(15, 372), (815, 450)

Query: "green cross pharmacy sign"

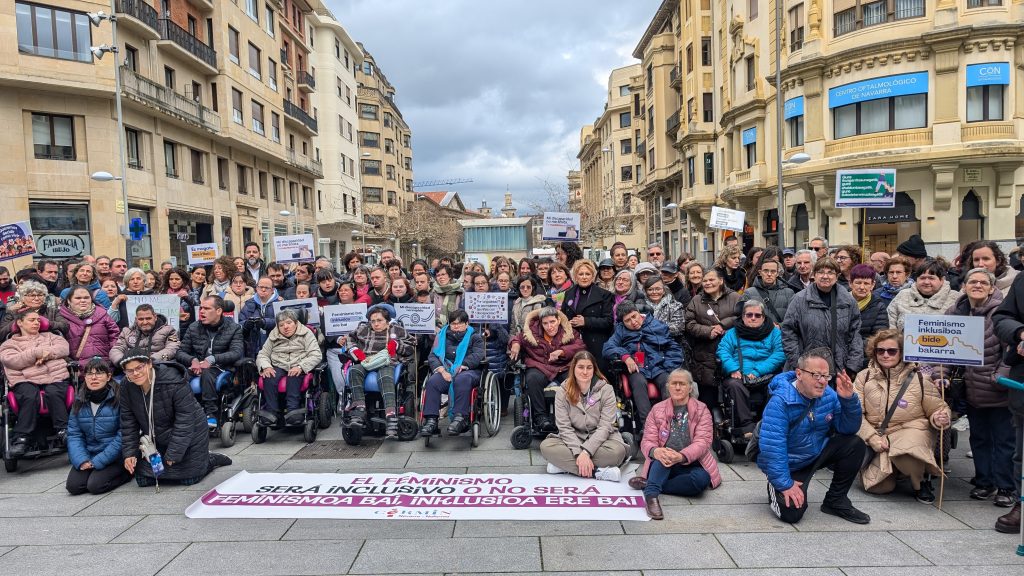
(835, 169), (897, 208)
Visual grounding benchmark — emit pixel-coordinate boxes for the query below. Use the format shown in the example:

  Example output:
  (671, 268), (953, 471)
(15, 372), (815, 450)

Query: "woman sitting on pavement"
(717, 299), (785, 437)
(854, 328), (950, 503)
(540, 351), (627, 482)
(255, 309), (323, 427)
(630, 368), (722, 520)
(118, 348), (231, 487)
(510, 306), (586, 432)
(421, 309), (486, 437)
(66, 358), (131, 495)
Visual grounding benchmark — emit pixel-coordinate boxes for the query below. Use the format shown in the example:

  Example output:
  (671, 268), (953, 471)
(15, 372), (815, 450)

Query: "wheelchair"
(250, 361), (330, 444)
(2, 367), (76, 473)
(594, 359), (650, 460)
(716, 371), (772, 463)
(189, 364), (254, 448)
(419, 363), (501, 448)
(339, 360), (419, 445)
(508, 362), (564, 450)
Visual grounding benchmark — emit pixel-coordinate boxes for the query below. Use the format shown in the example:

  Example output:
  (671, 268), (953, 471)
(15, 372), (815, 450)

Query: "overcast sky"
(328, 0), (661, 214)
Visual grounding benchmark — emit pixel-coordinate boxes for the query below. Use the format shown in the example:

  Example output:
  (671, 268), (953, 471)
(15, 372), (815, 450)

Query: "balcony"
(666, 110), (680, 134)
(283, 98), (318, 134)
(286, 149), (323, 178)
(120, 67), (220, 133)
(962, 122), (1016, 142)
(669, 65), (681, 90)
(297, 70), (315, 93)
(115, 0), (159, 40)
(825, 128), (932, 157)
(158, 19), (217, 74)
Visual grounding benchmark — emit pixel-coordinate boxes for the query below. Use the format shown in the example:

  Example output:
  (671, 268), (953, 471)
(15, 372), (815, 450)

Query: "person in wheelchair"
(239, 276), (281, 359)
(717, 299), (785, 437)
(340, 304), (415, 438)
(0, 309), (71, 457)
(175, 296), (244, 428)
(509, 306), (586, 432)
(421, 310), (486, 437)
(603, 300), (684, 428)
(255, 309), (323, 427)
(66, 357), (131, 495)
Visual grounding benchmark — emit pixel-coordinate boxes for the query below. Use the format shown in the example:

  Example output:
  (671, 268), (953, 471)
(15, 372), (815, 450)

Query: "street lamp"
(351, 228), (365, 252)
(279, 209), (297, 235)
(87, 6), (130, 263)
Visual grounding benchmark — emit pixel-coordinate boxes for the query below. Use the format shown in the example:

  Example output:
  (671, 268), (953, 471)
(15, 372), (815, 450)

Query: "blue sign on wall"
(966, 63), (1010, 87)
(129, 218), (148, 241)
(741, 126), (757, 146)
(784, 96), (804, 120)
(828, 72), (929, 108)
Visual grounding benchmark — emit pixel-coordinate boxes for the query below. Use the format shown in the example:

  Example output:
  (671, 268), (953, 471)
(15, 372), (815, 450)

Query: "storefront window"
(29, 202), (90, 260)
(127, 208), (152, 269)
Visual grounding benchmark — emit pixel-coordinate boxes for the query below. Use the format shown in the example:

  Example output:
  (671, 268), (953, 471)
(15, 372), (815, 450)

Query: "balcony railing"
(286, 149), (324, 178)
(666, 110), (680, 133)
(283, 98), (318, 133)
(297, 70), (315, 91)
(159, 18), (216, 70)
(115, 0), (159, 33)
(121, 67), (220, 132)
(669, 65), (681, 88)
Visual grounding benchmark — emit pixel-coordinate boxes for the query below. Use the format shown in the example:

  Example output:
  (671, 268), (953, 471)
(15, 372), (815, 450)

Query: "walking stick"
(938, 375), (946, 510)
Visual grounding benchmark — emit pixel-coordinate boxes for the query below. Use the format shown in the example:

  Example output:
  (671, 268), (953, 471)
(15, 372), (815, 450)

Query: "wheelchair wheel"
(220, 421), (237, 448)
(482, 372), (501, 438)
(510, 425), (532, 450)
(341, 424), (363, 446)
(397, 416), (418, 442)
(471, 421), (480, 448)
(251, 422), (267, 444)
(241, 397), (255, 433)
(715, 437), (735, 464)
(303, 420), (318, 443)
(512, 395), (524, 428)
(317, 394), (334, 429)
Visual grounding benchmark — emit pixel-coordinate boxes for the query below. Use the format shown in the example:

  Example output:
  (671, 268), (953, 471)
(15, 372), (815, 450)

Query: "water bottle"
(149, 452), (165, 477)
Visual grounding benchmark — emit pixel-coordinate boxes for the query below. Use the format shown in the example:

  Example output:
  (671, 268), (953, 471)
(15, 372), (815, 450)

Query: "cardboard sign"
(464, 291), (509, 324)
(394, 303), (436, 334)
(187, 243), (219, 266)
(709, 206), (745, 232)
(903, 314), (985, 366)
(541, 212), (581, 242)
(126, 294), (181, 332)
(836, 169), (897, 208)
(273, 234), (316, 263)
(322, 303), (368, 336)
(0, 221), (36, 262)
(272, 298), (321, 326)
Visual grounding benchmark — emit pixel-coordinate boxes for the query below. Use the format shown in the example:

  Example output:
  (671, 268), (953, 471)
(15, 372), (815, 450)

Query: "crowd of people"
(0, 235), (1020, 534)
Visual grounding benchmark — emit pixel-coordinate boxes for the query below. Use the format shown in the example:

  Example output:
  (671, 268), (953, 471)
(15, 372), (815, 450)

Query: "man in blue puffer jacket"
(757, 347), (869, 524)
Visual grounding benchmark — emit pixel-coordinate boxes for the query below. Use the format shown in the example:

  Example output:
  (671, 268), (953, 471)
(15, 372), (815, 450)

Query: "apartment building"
(355, 43), (415, 260)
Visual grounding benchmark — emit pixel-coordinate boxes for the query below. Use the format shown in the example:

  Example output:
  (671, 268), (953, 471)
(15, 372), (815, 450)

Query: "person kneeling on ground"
(421, 310), (485, 437)
(539, 351), (627, 482)
(757, 347), (870, 524)
(256, 309), (323, 427)
(66, 358), (131, 495)
(630, 369), (722, 520)
(119, 348), (231, 487)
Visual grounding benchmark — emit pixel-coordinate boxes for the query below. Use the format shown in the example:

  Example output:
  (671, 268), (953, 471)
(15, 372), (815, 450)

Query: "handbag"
(861, 369), (918, 470)
(736, 335), (773, 389)
(361, 348), (392, 371)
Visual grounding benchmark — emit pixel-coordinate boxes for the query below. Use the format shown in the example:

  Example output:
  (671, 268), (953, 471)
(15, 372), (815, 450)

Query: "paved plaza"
(0, 420), (1020, 576)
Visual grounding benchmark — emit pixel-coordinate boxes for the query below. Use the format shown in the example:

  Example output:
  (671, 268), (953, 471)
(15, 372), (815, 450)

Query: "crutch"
(995, 376), (1024, 557)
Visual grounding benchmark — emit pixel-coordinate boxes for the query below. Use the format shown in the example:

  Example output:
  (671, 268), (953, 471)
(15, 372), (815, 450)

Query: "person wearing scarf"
(562, 260), (614, 372)
(65, 357), (131, 495)
(109, 268), (155, 330)
(611, 268), (637, 321)
(420, 310), (484, 437)
(201, 256), (236, 301)
(849, 264), (889, 341)
(547, 263), (574, 310)
(60, 285), (120, 361)
(874, 256), (914, 305)
(716, 299), (784, 435)
(511, 275), (551, 337)
(430, 265), (463, 328)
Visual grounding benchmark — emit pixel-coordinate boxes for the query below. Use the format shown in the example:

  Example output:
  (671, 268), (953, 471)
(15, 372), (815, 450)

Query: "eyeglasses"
(810, 246), (826, 251)
(966, 279), (992, 287)
(815, 270), (838, 277)
(84, 371), (109, 378)
(760, 269), (779, 275)
(834, 255), (851, 261)
(802, 370), (832, 382)
(875, 347), (900, 357)
(743, 312), (763, 319)
(123, 365), (149, 375)
(648, 251), (662, 257)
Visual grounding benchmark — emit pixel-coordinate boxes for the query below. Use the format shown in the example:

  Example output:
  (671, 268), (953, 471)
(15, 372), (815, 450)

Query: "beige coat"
(550, 379), (625, 457)
(256, 322), (322, 374)
(854, 362), (950, 491)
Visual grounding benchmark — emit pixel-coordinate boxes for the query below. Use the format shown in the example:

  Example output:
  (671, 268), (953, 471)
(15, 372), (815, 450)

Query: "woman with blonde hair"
(714, 245), (745, 293)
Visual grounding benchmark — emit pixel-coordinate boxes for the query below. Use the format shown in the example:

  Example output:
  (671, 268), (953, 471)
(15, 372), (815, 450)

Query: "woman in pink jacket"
(59, 286), (121, 362)
(631, 368), (722, 520)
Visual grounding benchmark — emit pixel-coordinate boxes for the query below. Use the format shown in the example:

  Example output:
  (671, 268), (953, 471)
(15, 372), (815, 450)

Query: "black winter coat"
(561, 284), (615, 369)
(120, 363), (210, 481)
(428, 328), (486, 373)
(992, 272), (1024, 416)
(858, 296), (890, 341)
(175, 318), (244, 369)
(665, 278), (692, 307)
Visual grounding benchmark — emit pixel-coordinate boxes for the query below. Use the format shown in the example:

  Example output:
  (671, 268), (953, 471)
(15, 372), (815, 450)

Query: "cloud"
(326, 0), (660, 213)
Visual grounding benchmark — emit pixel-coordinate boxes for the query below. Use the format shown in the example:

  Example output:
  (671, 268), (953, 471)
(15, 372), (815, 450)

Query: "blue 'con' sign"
(741, 126), (757, 146)
(966, 63), (1009, 87)
(784, 96), (804, 120)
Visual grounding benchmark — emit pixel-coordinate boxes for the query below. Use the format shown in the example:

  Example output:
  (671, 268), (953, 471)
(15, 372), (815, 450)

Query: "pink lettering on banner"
(202, 491), (643, 508)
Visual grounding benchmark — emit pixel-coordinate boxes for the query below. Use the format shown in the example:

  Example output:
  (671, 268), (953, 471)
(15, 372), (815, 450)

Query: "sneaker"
(994, 489), (1016, 508)
(594, 466), (621, 482)
(966, 450), (973, 459)
(915, 480), (935, 504)
(952, 417), (970, 432)
(348, 408), (366, 428)
(820, 501), (871, 524)
(546, 463), (565, 474)
(207, 417), (217, 429)
(209, 452), (233, 468)
(385, 415), (399, 440)
(970, 486), (998, 500)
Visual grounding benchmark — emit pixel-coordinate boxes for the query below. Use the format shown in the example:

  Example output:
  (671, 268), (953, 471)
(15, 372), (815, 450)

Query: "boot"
(420, 417), (439, 437)
(385, 415), (399, 440)
(645, 496), (664, 520)
(995, 502), (1021, 534)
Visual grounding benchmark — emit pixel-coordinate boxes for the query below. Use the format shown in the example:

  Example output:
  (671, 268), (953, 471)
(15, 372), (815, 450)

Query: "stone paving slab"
(690, 480), (825, 505)
(283, 519), (456, 540)
(842, 566), (1019, 576)
(0, 543), (187, 576)
(0, 516), (143, 546)
(541, 534), (734, 571)
(644, 570), (844, 576)
(406, 448), (532, 468)
(621, 503), (795, 534)
(790, 501), (970, 532)
(0, 466), (68, 494)
(931, 500), (1007, 529)
(111, 515), (295, 543)
(76, 489), (202, 516)
(446, 573), (640, 576)
(891, 529), (1024, 566)
(0, 547), (12, 558)
(158, 540), (364, 576)
(0, 492), (103, 516)
(452, 519), (626, 537)
(716, 532), (927, 568)
(350, 536), (541, 574)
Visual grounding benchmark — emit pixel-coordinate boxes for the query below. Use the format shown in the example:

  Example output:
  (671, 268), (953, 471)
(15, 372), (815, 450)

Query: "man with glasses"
(808, 237), (829, 258)
(646, 243), (666, 268)
(757, 347), (869, 525)
(239, 277), (280, 358)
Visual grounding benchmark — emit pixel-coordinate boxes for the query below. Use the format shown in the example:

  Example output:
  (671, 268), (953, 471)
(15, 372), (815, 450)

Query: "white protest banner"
(709, 206), (745, 232)
(464, 291), (508, 324)
(186, 243), (219, 266)
(273, 298), (321, 326)
(0, 221), (37, 262)
(126, 294), (181, 332)
(273, 234), (316, 263)
(186, 471), (648, 521)
(322, 303), (368, 336)
(836, 169), (897, 208)
(903, 314), (985, 366)
(542, 212), (581, 242)
(394, 303), (436, 334)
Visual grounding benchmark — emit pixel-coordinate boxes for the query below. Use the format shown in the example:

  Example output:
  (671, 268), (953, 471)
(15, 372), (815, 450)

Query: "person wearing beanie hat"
(896, 235), (928, 268)
(597, 258), (616, 292)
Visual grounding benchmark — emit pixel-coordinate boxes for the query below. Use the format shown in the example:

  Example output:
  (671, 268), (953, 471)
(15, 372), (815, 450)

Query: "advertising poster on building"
(126, 294), (181, 332)
(541, 212), (581, 242)
(708, 206), (745, 232)
(322, 303), (368, 336)
(836, 169), (897, 208)
(187, 243), (219, 266)
(273, 234), (316, 263)
(273, 298), (322, 326)
(464, 291), (509, 324)
(903, 314), (985, 366)
(394, 303), (436, 334)
(0, 221), (36, 262)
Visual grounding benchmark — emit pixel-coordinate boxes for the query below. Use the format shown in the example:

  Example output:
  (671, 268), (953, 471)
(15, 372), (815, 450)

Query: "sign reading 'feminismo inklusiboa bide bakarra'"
(186, 471), (648, 521)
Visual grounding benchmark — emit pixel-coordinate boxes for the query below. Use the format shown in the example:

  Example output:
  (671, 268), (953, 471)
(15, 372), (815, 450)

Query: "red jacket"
(511, 309), (585, 380)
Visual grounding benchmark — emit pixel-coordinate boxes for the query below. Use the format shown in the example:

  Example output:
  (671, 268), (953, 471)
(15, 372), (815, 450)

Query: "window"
(701, 37), (712, 66)
(272, 176), (282, 202)
(345, 85), (352, 106)
(703, 152), (714, 185)
(745, 142), (756, 169)
(619, 112), (631, 128)
(788, 115), (805, 146)
(702, 92), (713, 122)
(646, 64), (653, 88)
(620, 138), (632, 155)
(384, 112), (393, 127)
(248, 43), (261, 79)
(164, 66), (175, 90)
(259, 171), (268, 199)
(268, 58), (277, 90)
(749, 0), (758, 19)
(246, 0), (259, 22)
(164, 140), (178, 178)
(340, 153), (350, 175)
(384, 138), (394, 154)
(126, 128), (141, 169)
(832, 93), (926, 138)
(187, 15), (197, 37)
(236, 165), (249, 194)
(404, 157), (411, 170)
(270, 112), (280, 142)
(387, 191), (396, 206)
(687, 156), (696, 188)
(686, 44), (693, 73)
(211, 82), (218, 111)
(218, 158), (228, 189)
(228, 27), (240, 64)
(834, 8), (855, 36)
(15, 2), (92, 62)
(190, 149), (204, 184)
(968, 0), (1003, 6)
(31, 113), (74, 160)
(385, 165), (396, 180)
(621, 166), (633, 182)
(124, 44), (138, 72)
(303, 187), (310, 209)
(265, 5), (274, 35)
(360, 104), (379, 120)
(231, 89), (243, 124)
(789, 4), (804, 51)
(618, 85), (630, 97)
(894, 0), (925, 20)
(362, 61), (373, 75)
(647, 106), (654, 135)
(251, 100), (265, 135)
(361, 160), (381, 175)
(359, 131), (380, 148)
(745, 55), (756, 91)
(967, 85), (1004, 122)
(289, 182), (297, 206)
(363, 187), (383, 202)
(189, 81), (202, 103)
(863, 0), (886, 26)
